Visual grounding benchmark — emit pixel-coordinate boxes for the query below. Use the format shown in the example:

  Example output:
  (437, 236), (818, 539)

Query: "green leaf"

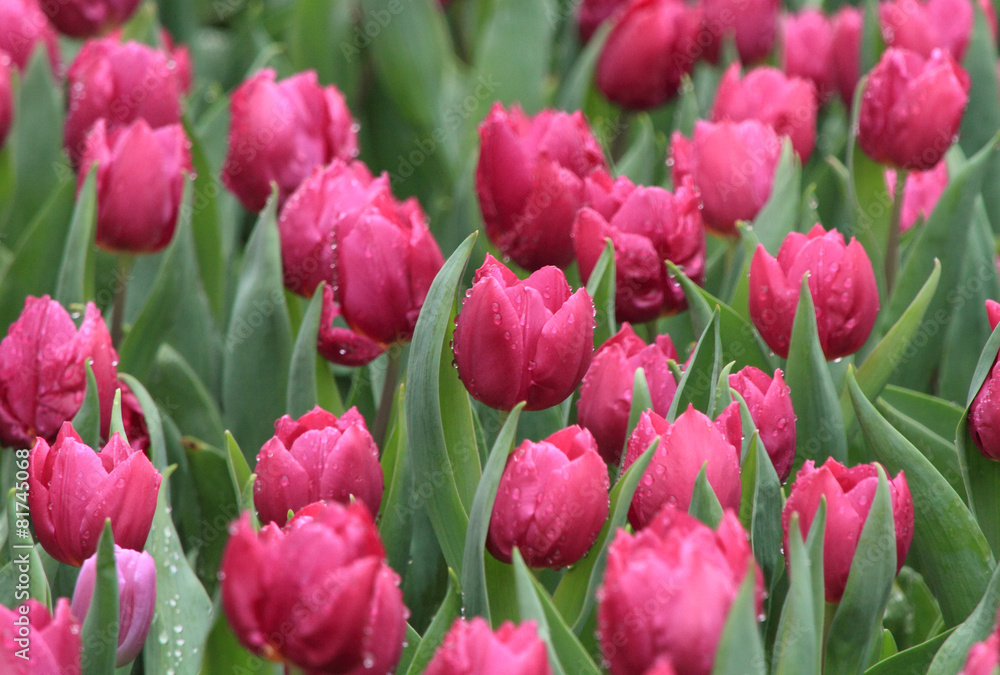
(286, 283), (326, 418)
(750, 139), (801, 254)
(668, 310), (721, 418)
(118, 374), (168, 472)
(182, 118), (225, 322)
(3, 487), (49, 607)
(959, 0), (1000, 156)
(713, 562), (767, 675)
(184, 441), (241, 593)
(880, 385), (964, 443)
(927, 562), (1000, 675)
(72, 361), (102, 450)
(147, 344), (226, 448)
(876, 398), (964, 497)
(617, 114), (657, 184)
(462, 402), (524, 621)
(285, 0), (359, 96)
(397, 623), (421, 675)
(222, 193), (292, 460)
(584, 239), (617, 348)
(825, 467), (897, 674)
(80, 522), (119, 675)
(612, 367), (653, 482)
(201, 592), (281, 675)
(846, 369), (995, 626)
(554, 23), (609, 112)
(224, 432), (255, 516)
(108, 388), (126, 443)
(689, 464), (724, 528)
(865, 629), (954, 675)
(378, 383), (412, 577)
(512, 549), (566, 675)
(749, 433), (784, 591)
(404, 569), (462, 675)
(54, 167), (98, 309)
(786, 275), (847, 468)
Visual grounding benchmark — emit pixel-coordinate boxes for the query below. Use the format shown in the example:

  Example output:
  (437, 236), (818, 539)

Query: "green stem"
(886, 169), (907, 296)
(110, 256), (133, 349)
(372, 349), (400, 448)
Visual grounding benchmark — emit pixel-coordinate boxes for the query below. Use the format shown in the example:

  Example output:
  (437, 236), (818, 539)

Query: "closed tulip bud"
(0, 599), (81, 673)
(425, 618), (551, 675)
(702, 0), (779, 64)
(623, 404), (742, 530)
(0, 297), (117, 449)
(222, 69), (359, 212)
(0, 0), (59, 72)
(43, 0), (140, 37)
(79, 119), (191, 254)
(574, 172), (706, 323)
(253, 406), (383, 526)
(476, 103), (607, 270)
(577, 324), (678, 465)
(670, 119), (782, 236)
(64, 37), (189, 165)
(831, 6), (863, 105)
(598, 506), (764, 675)
(858, 48), (969, 171)
(221, 502), (407, 673)
(783, 459), (913, 602)
(0, 54), (11, 150)
(712, 64), (818, 161)
(595, 0), (702, 110)
(880, 0), (996, 61)
(577, 0), (629, 42)
(781, 9), (835, 99)
(968, 300), (1000, 461)
(72, 546), (156, 667)
(453, 255), (595, 411)
(487, 426), (609, 568)
(28, 424), (161, 566)
(749, 224), (879, 360)
(729, 366), (796, 482)
(885, 162), (949, 232)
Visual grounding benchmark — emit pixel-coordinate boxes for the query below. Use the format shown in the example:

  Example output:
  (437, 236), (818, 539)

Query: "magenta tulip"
(42, 0), (141, 37)
(958, 619), (1000, 675)
(781, 9), (835, 99)
(831, 6), (863, 104)
(968, 300), (1000, 461)
(885, 162), (949, 232)
(577, 0), (629, 42)
(701, 0), (779, 64)
(0, 0), (59, 71)
(487, 426), (609, 568)
(729, 366), (796, 482)
(221, 501), (407, 673)
(880, 0), (996, 61)
(424, 618), (551, 675)
(0, 599), (81, 674)
(452, 255), (595, 411)
(253, 406), (383, 526)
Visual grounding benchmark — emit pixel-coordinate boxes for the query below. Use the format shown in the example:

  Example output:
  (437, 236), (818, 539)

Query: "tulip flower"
(72, 546), (156, 667)
(885, 162), (949, 232)
(670, 119), (782, 236)
(858, 48), (969, 171)
(577, 324), (679, 465)
(711, 64), (818, 161)
(623, 404), (743, 530)
(701, 0), (779, 64)
(748, 224), (879, 360)
(425, 618), (551, 675)
(253, 406), (383, 526)
(28, 423), (162, 566)
(42, 0), (141, 37)
(595, 0), (702, 110)
(487, 426), (609, 569)
(573, 172), (706, 323)
(0, 54), (10, 150)
(0, 297), (117, 449)
(729, 366), (796, 482)
(598, 506), (764, 675)
(0, 599), (81, 673)
(880, 0), (996, 62)
(781, 9), (835, 99)
(222, 68), (358, 212)
(831, 6), (863, 105)
(221, 501), (407, 673)
(78, 119), (191, 254)
(577, 0), (629, 42)
(783, 459), (914, 602)
(475, 103), (607, 270)
(64, 37), (189, 165)
(0, 0), (59, 71)
(452, 255), (595, 411)
(968, 300), (1000, 461)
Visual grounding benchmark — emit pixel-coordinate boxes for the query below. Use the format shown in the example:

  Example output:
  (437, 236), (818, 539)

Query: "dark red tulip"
(729, 366), (795, 482)
(487, 426), (609, 568)
(748, 224), (879, 360)
(0, 599), (81, 674)
(475, 103), (607, 270)
(253, 407), (383, 526)
(0, 0), (59, 72)
(831, 6), (863, 105)
(28, 423), (162, 566)
(578, 0), (629, 42)
(424, 618), (551, 675)
(701, 0), (779, 64)
(858, 47), (969, 171)
(222, 68), (358, 212)
(885, 162), (949, 232)
(42, 0), (141, 37)
(577, 324), (678, 465)
(782, 459), (914, 602)
(452, 255), (595, 412)
(880, 0), (997, 62)
(781, 9), (835, 99)
(968, 300), (1000, 461)
(221, 501), (407, 674)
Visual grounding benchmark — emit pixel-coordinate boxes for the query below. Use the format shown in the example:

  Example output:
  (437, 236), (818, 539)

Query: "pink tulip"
(43, 0), (141, 37)
(701, 0), (779, 64)
(729, 366), (796, 482)
(880, 0), (997, 61)
(781, 9), (835, 99)
(0, 0), (59, 72)
(968, 300), (1000, 461)
(831, 6), (863, 105)
(885, 162), (949, 232)
(424, 618), (551, 675)
(0, 599), (81, 674)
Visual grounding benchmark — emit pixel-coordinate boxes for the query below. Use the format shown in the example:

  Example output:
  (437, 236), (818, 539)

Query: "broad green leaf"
(617, 114), (657, 184)
(397, 623), (421, 675)
(880, 386), (964, 443)
(182, 118), (225, 321)
(749, 433), (784, 591)
(201, 593), (281, 674)
(286, 283), (326, 418)
(80, 522), (119, 675)
(404, 569), (462, 675)
(959, 0), (1000, 156)
(118, 374), (169, 471)
(689, 464), (724, 528)
(147, 345), (226, 447)
(668, 310), (721, 419)
(184, 441), (241, 593)
(585, 239), (617, 348)
(512, 549), (567, 675)
(108, 389), (126, 443)
(876, 398), (963, 497)
(865, 629), (954, 675)
(378, 383), (411, 576)
(612, 367), (652, 482)
(713, 563), (767, 675)
(54, 167), (98, 309)
(927, 562), (1000, 675)
(524, 565), (602, 675)
(285, 0), (360, 96)
(72, 362), (101, 450)
(750, 139), (801, 254)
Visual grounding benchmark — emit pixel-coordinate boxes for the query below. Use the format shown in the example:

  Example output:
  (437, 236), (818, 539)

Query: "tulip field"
(5, 0), (1000, 672)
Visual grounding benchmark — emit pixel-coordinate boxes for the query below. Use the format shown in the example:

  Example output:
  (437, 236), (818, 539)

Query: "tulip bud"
(453, 255), (595, 411)
(701, 0), (779, 64)
(782, 459), (914, 603)
(968, 300), (1000, 461)
(595, 0), (702, 110)
(729, 366), (796, 482)
(476, 103), (607, 270)
(879, 0), (996, 62)
(253, 407), (383, 526)
(425, 618), (551, 675)
(748, 224), (879, 360)
(64, 37), (189, 166)
(957, 616), (1000, 675)
(781, 9), (835, 100)
(79, 119), (191, 254)
(885, 162), (949, 232)
(0, 54), (11, 150)
(577, 0), (629, 42)
(0, 599), (81, 673)
(222, 69), (358, 212)
(670, 119), (782, 236)
(28, 423), (162, 566)
(72, 546), (156, 667)
(623, 404), (742, 530)
(573, 172), (706, 323)
(831, 6), (863, 105)
(712, 63), (818, 161)
(598, 506), (764, 675)
(221, 501), (407, 673)
(0, 297), (117, 449)
(577, 324), (678, 465)
(0, 0), (59, 72)
(43, 0), (141, 37)
(487, 426), (609, 568)
(858, 48), (969, 171)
